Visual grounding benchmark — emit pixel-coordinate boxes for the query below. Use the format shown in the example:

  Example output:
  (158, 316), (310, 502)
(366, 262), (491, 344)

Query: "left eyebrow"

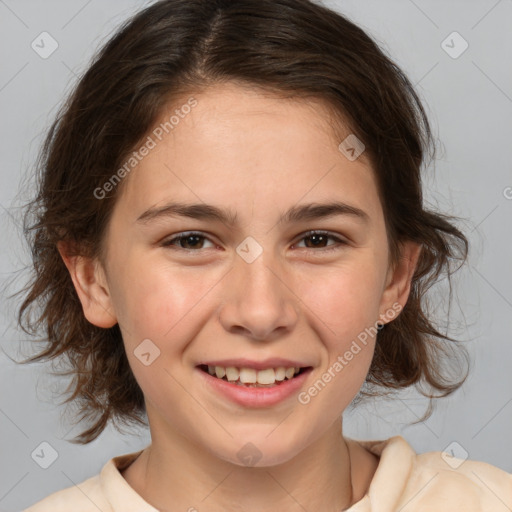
(280, 201), (370, 225)
(136, 201), (370, 226)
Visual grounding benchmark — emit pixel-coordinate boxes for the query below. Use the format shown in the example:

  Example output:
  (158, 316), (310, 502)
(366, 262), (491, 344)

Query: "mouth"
(197, 364), (312, 388)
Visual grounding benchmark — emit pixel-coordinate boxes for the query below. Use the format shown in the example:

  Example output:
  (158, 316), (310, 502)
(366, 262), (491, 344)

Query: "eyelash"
(161, 230), (347, 253)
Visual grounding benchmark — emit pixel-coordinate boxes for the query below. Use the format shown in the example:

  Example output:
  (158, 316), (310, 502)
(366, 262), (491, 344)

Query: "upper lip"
(197, 358), (311, 370)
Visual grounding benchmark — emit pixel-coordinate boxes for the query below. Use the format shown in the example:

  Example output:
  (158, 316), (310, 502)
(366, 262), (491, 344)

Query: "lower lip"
(196, 367), (312, 408)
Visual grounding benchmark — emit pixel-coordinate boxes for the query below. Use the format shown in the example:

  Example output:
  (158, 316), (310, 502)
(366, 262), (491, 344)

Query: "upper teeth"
(207, 366), (300, 384)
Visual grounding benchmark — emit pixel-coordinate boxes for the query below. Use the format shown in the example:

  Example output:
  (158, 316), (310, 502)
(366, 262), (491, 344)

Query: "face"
(67, 82), (419, 467)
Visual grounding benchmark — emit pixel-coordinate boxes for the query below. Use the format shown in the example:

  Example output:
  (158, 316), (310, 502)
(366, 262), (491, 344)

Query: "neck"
(123, 418), (358, 512)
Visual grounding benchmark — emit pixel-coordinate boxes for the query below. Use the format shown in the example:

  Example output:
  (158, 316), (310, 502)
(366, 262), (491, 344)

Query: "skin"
(59, 82), (421, 511)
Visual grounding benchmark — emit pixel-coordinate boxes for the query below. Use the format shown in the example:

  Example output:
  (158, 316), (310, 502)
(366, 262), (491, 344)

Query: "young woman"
(19, 0), (511, 510)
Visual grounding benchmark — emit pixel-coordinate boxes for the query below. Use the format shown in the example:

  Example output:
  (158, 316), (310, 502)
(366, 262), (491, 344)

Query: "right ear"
(57, 242), (118, 328)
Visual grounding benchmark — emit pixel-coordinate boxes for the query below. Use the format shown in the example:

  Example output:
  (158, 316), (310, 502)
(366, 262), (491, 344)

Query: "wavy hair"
(17, 0), (469, 443)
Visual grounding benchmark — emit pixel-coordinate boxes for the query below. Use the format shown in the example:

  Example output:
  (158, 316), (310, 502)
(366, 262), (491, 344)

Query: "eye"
(161, 230), (347, 253)
(161, 231), (216, 250)
(293, 230), (347, 252)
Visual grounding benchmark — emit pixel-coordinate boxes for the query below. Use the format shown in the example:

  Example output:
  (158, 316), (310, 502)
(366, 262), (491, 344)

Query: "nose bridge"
(243, 252), (279, 300)
(218, 242), (298, 339)
(236, 233), (281, 295)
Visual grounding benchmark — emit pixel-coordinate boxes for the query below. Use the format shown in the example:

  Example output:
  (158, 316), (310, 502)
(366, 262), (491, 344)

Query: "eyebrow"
(136, 201), (370, 226)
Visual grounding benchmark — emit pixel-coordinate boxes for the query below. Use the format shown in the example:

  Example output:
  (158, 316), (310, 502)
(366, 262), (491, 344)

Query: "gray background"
(1, 0), (511, 510)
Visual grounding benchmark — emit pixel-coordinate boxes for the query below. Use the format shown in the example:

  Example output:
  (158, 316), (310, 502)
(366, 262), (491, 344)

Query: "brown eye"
(162, 232), (215, 250)
(303, 233), (330, 248)
(294, 231), (347, 251)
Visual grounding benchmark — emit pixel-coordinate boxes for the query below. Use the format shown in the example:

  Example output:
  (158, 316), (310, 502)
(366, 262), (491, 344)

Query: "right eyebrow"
(136, 202), (239, 226)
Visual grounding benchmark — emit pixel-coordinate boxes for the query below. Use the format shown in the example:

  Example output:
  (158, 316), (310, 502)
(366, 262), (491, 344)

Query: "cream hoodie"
(24, 436), (512, 511)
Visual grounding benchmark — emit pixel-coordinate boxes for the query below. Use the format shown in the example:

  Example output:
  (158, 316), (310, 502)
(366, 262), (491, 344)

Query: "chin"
(211, 430), (307, 468)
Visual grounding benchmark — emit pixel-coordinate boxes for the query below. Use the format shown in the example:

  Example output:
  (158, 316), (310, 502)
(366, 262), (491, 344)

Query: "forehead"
(116, 82), (380, 222)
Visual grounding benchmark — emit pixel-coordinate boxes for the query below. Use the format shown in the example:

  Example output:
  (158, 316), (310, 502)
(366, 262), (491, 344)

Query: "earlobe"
(57, 242), (118, 328)
(379, 241), (422, 324)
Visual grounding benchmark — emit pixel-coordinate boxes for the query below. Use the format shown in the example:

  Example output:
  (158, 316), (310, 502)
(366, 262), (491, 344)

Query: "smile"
(198, 364), (309, 387)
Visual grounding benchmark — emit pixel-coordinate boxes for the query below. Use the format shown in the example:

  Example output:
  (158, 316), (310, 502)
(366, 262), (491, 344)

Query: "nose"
(217, 250), (299, 341)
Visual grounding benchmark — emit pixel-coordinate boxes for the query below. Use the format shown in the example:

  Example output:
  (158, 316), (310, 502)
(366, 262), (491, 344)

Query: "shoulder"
(22, 474), (109, 512)
(353, 436), (512, 512)
(23, 450), (148, 512)
(404, 448), (512, 511)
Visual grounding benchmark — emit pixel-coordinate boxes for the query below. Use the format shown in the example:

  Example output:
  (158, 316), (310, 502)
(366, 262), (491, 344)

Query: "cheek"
(109, 255), (223, 344)
(110, 260), (222, 400)
(297, 260), (384, 345)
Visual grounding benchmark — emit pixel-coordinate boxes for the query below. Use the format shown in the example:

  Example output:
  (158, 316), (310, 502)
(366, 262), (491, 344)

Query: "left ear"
(378, 240), (422, 323)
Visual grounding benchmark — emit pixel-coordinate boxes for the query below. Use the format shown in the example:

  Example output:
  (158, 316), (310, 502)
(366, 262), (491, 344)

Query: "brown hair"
(17, 0), (469, 443)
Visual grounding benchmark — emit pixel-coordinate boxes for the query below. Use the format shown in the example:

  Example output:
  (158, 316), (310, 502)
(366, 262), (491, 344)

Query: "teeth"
(239, 368), (257, 384)
(256, 368), (275, 385)
(204, 364), (303, 385)
(275, 367), (286, 381)
(225, 366), (239, 382)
